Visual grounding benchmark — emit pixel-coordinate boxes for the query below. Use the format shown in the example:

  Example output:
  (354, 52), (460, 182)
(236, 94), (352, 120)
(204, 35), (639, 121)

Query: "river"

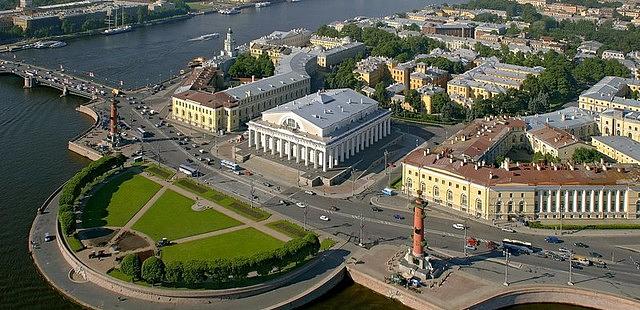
(0, 0), (460, 308)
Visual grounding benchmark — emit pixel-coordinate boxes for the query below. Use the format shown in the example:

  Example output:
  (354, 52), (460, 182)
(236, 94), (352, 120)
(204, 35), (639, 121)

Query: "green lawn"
(266, 220), (307, 239)
(161, 227), (284, 263)
(82, 172), (162, 228)
(390, 177), (403, 190)
(132, 190), (242, 241)
(174, 179), (271, 221)
(320, 238), (337, 251)
(145, 164), (174, 180)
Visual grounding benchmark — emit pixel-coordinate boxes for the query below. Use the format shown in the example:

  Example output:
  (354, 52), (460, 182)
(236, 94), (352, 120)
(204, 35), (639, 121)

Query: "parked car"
(371, 206), (383, 212)
(304, 190), (315, 195)
(501, 227), (515, 233)
(559, 247), (573, 254)
(43, 233), (55, 242)
(452, 223), (466, 230)
(393, 214), (404, 220)
(296, 202), (306, 208)
(545, 236), (562, 243)
(464, 245), (477, 251)
(320, 215), (330, 221)
(330, 206), (339, 211)
(262, 182), (272, 187)
(574, 242), (589, 248)
(589, 252), (603, 258)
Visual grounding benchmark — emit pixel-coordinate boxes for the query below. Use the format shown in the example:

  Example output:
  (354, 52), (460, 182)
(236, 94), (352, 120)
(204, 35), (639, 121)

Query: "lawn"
(145, 164), (174, 180)
(161, 227), (284, 263)
(390, 177), (403, 190)
(82, 172), (162, 228)
(266, 220), (307, 239)
(174, 179), (271, 222)
(320, 238), (337, 251)
(132, 189), (242, 241)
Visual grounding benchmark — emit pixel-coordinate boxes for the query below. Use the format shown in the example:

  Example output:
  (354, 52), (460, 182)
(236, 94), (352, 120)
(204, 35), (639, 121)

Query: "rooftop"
(173, 90), (237, 109)
(521, 107), (597, 131)
(592, 136), (640, 161)
(527, 125), (581, 149)
(580, 76), (640, 107)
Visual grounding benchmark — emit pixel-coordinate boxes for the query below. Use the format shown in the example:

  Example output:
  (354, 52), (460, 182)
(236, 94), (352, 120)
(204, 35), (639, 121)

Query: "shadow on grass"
(80, 167), (142, 228)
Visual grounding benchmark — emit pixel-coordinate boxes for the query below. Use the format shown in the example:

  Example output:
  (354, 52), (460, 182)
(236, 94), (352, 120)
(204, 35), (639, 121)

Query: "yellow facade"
(592, 138), (640, 164)
(599, 110), (640, 141)
(171, 96), (225, 132)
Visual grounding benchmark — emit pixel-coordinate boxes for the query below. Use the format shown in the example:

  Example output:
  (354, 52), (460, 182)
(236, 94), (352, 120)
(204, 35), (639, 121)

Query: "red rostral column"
(412, 192), (425, 257)
(109, 97), (118, 139)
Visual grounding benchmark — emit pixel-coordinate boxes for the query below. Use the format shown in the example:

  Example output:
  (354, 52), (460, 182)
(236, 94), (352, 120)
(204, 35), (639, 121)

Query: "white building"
(247, 89), (392, 172)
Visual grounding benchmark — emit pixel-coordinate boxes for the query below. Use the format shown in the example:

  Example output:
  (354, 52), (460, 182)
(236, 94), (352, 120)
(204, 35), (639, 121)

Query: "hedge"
(142, 256), (165, 284)
(164, 233), (320, 286)
(120, 253), (142, 280)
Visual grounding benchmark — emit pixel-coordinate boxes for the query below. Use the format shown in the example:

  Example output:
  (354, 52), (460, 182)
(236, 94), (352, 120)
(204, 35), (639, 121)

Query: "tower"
(399, 190), (434, 281)
(224, 27), (237, 57)
(109, 90), (119, 146)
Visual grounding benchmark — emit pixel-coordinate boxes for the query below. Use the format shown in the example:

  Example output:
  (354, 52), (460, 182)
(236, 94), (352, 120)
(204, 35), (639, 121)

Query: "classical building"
(592, 136), (640, 164)
(520, 107), (598, 140)
(171, 50), (316, 132)
(447, 58), (544, 106)
(249, 43), (291, 64)
(422, 22), (476, 38)
(410, 65), (449, 89)
(579, 76), (640, 112)
(599, 109), (640, 141)
(246, 89), (392, 172)
(526, 125), (589, 160)
(316, 41), (365, 68)
(401, 85), (445, 114)
(309, 34), (352, 49)
(251, 28), (312, 47)
(354, 56), (389, 86)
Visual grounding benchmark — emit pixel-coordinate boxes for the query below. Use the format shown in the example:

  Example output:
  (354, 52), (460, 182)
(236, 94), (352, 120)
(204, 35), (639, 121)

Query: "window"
(433, 186), (440, 198)
(461, 194), (468, 207)
(518, 201), (524, 213)
(507, 201), (513, 213)
(405, 178), (413, 189)
(476, 199), (483, 211)
(496, 201), (502, 213)
(447, 190), (453, 202)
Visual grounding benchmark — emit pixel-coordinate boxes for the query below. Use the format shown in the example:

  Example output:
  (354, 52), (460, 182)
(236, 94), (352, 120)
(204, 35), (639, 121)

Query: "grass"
(65, 234), (85, 252)
(174, 178), (271, 222)
(161, 227), (284, 263)
(132, 189), (242, 241)
(528, 221), (640, 230)
(145, 164), (174, 180)
(266, 220), (307, 239)
(82, 171), (162, 228)
(320, 238), (337, 251)
(390, 177), (403, 190)
(107, 268), (151, 286)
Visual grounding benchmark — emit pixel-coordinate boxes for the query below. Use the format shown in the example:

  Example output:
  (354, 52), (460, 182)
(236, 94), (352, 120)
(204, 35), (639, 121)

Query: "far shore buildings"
(447, 58), (544, 106)
(579, 76), (640, 112)
(402, 116), (640, 221)
(246, 89), (392, 172)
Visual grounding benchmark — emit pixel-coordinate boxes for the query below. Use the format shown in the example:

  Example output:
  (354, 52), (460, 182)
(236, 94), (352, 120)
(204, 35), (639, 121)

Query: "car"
(371, 206), (383, 212)
(452, 223), (466, 230)
(545, 236), (562, 243)
(186, 158), (193, 163)
(296, 202), (306, 208)
(501, 227), (515, 233)
(262, 182), (272, 187)
(320, 215), (330, 221)
(304, 190), (315, 195)
(393, 214), (404, 220)
(330, 206), (339, 211)
(571, 262), (584, 270)
(574, 242), (589, 248)
(464, 245), (477, 251)
(43, 233), (55, 242)
(558, 247), (573, 254)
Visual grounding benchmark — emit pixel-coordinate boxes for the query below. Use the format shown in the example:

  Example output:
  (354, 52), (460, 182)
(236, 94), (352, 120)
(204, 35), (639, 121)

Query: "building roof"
(521, 107), (596, 131)
(404, 148), (640, 187)
(528, 125), (582, 149)
(580, 76), (640, 108)
(262, 89), (380, 131)
(173, 90), (238, 109)
(593, 136), (640, 161)
(448, 59), (543, 94)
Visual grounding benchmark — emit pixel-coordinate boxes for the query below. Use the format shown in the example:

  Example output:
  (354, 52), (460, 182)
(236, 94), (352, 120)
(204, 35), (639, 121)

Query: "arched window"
(433, 186), (439, 198)
(461, 193), (468, 207)
(405, 178), (412, 192)
(507, 201), (513, 213)
(476, 198), (483, 211)
(518, 200), (524, 213)
(420, 182), (426, 194)
(282, 118), (300, 131)
(447, 190), (453, 202)
(496, 201), (502, 213)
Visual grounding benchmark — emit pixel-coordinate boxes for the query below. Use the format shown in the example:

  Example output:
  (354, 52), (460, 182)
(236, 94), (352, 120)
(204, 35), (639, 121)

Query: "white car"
(320, 215), (330, 221)
(452, 223), (466, 230)
(304, 190), (315, 195)
(501, 227), (515, 233)
(296, 202), (306, 208)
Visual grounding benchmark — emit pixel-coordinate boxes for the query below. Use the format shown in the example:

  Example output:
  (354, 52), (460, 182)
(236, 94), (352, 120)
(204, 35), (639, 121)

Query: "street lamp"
(384, 150), (390, 187)
(303, 206), (308, 231)
(503, 249), (511, 286)
(358, 212), (365, 247)
(463, 219), (468, 257)
(568, 252), (574, 286)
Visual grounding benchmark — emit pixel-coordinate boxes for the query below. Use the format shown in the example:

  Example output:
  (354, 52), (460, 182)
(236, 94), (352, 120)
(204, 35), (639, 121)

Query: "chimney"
(449, 158), (454, 164)
(602, 164), (607, 171)
(536, 164), (541, 171)
(475, 164), (479, 170)
(251, 75), (256, 82)
(569, 164), (574, 171)
(427, 148), (431, 155)
(503, 157), (511, 171)
(481, 160), (486, 167)
(489, 172), (493, 179)
(423, 149), (427, 156)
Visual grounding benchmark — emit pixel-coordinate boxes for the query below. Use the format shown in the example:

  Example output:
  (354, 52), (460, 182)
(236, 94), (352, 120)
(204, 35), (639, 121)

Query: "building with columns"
(246, 89), (392, 173)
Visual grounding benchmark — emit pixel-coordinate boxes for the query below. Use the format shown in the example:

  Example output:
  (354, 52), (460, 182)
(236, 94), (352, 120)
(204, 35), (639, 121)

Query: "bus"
(221, 159), (240, 171)
(502, 239), (534, 254)
(136, 127), (152, 140)
(179, 164), (198, 177)
(381, 188), (395, 196)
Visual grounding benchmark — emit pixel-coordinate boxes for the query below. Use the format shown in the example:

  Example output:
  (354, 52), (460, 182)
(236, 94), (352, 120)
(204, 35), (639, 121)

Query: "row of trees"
(228, 53), (275, 79)
(416, 57), (466, 74)
(58, 154), (126, 236)
(118, 234), (320, 287)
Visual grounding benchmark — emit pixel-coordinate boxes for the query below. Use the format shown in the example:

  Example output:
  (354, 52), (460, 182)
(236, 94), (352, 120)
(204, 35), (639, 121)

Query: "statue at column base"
(398, 248), (435, 281)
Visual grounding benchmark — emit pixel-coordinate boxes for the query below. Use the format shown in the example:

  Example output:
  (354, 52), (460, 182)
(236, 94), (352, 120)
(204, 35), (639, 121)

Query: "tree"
(61, 19), (76, 34)
(228, 53), (274, 78)
(527, 91), (549, 114)
(572, 147), (603, 164)
(430, 92), (450, 114)
(339, 23), (363, 42)
(403, 23), (421, 32)
(58, 211), (76, 236)
(315, 24), (339, 37)
(324, 58), (361, 89)
(372, 82), (390, 106)
(142, 257), (165, 284)
(164, 261), (183, 283)
(120, 254), (142, 280)
(182, 260), (207, 286)
(405, 89), (422, 112)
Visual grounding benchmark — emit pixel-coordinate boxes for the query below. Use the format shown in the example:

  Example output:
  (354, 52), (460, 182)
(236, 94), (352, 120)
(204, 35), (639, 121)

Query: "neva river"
(0, 0), (460, 308)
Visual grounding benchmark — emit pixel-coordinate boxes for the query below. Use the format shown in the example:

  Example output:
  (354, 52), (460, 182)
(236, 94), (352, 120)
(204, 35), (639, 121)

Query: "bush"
(164, 261), (183, 283)
(59, 210), (76, 236)
(120, 254), (141, 280)
(182, 260), (207, 286)
(59, 154), (127, 206)
(142, 256), (165, 284)
(58, 204), (73, 214)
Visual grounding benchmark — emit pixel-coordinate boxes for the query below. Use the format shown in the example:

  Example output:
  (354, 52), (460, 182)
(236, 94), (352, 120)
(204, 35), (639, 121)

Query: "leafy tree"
(528, 91), (549, 115)
(405, 89), (422, 112)
(120, 254), (142, 280)
(59, 210), (76, 236)
(417, 57), (465, 74)
(572, 147), (604, 164)
(142, 257), (165, 284)
(325, 58), (361, 89)
(228, 53), (274, 79)
(430, 92), (450, 114)
(164, 261), (183, 283)
(573, 58), (630, 85)
(532, 151), (559, 164)
(61, 19), (76, 34)
(473, 13), (503, 23)
(81, 18), (102, 32)
(182, 260), (207, 286)
(402, 23), (421, 32)
(315, 24), (339, 37)
(372, 82), (390, 106)
(339, 23), (362, 42)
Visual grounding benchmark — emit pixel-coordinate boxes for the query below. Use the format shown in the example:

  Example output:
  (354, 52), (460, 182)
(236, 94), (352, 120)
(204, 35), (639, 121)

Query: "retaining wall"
(268, 265), (346, 310)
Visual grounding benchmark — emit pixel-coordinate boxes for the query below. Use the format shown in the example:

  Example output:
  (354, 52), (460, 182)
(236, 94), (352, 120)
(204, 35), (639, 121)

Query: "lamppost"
(303, 206), (308, 231)
(503, 249), (511, 286)
(568, 252), (574, 286)
(250, 179), (255, 208)
(384, 150), (390, 187)
(358, 212), (365, 247)
(463, 219), (468, 257)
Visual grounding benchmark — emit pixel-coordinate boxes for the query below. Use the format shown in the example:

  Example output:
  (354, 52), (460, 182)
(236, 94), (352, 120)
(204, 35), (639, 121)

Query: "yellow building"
(599, 109), (640, 140)
(592, 136), (640, 164)
(447, 58), (543, 106)
(171, 91), (231, 132)
(526, 126), (589, 160)
(249, 43), (291, 64)
(579, 76), (640, 112)
(354, 56), (389, 86)
(389, 61), (416, 86)
(410, 65), (449, 90)
(309, 34), (352, 49)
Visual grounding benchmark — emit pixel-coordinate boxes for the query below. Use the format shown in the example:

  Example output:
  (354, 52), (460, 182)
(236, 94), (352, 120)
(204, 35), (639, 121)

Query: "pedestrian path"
(107, 187), (168, 245)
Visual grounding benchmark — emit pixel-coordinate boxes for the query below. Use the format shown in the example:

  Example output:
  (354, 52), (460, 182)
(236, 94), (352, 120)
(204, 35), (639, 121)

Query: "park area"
(131, 189), (242, 241)
(81, 170), (162, 228)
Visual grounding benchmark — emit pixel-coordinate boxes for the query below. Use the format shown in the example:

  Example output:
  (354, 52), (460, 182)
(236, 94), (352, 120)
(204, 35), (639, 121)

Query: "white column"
(248, 129), (254, 147)
(255, 130), (260, 150)
(313, 149), (318, 169)
(624, 190), (629, 212)
(615, 190), (621, 213)
(607, 190), (612, 213)
(598, 190), (604, 213)
(564, 190), (569, 213)
(328, 148), (334, 169)
(387, 119), (391, 135)
(295, 143), (300, 163)
(279, 138), (284, 158)
(334, 148), (339, 166)
(345, 140), (350, 160)
(590, 190), (595, 213)
(547, 190), (552, 213)
(304, 145), (309, 166)
(321, 151), (327, 172)
(263, 133), (268, 153)
(365, 130), (370, 148)
(287, 141), (292, 161)
(538, 190), (544, 213)
(555, 190), (561, 214)
(581, 190), (587, 213)
(270, 136), (276, 155)
(339, 143), (345, 162)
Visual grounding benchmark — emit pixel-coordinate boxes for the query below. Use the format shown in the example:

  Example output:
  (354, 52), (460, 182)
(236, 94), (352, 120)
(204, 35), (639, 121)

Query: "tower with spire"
(224, 27), (237, 57)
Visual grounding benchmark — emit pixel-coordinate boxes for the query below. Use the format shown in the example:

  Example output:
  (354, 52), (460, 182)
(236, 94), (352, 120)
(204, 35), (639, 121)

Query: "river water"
(0, 0), (460, 308)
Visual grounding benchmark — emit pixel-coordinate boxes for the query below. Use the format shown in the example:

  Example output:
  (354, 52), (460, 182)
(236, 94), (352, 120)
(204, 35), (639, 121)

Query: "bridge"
(0, 59), (117, 100)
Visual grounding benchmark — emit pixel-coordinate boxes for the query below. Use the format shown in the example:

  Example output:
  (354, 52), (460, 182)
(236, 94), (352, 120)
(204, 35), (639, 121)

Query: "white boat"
(32, 40), (67, 49)
(290, 0), (301, 2)
(188, 33), (220, 41)
(219, 7), (240, 14)
(103, 6), (132, 35)
(255, 1), (271, 7)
